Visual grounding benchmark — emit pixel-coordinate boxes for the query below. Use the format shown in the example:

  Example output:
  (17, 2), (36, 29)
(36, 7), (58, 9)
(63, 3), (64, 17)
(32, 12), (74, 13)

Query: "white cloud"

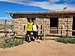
(31, 2), (66, 11)
(0, 0), (31, 5)
(48, 0), (60, 2)
(16, 0), (32, 3)
(0, 0), (16, 1)
(0, 0), (31, 2)
(0, 0), (75, 11)
(0, 0), (8, 1)
(30, 1), (75, 11)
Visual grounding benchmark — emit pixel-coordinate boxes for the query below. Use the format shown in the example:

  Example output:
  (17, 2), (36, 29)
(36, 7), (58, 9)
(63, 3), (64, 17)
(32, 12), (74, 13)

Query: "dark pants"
(25, 31), (34, 42)
(33, 31), (38, 39)
(25, 31), (31, 41)
(26, 31), (32, 36)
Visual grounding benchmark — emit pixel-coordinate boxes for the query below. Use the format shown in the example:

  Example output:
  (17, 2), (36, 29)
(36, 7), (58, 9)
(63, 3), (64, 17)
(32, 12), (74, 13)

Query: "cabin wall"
(12, 16), (73, 37)
(44, 18), (50, 35)
(12, 18), (27, 35)
(36, 18), (50, 35)
(67, 17), (73, 36)
(58, 18), (67, 36)
(58, 17), (73, 36)
(12, 17), (50, 36)
(36, 18), (44, 35)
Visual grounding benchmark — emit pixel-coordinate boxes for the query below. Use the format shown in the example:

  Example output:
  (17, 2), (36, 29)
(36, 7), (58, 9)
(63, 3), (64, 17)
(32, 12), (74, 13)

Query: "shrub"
(3, 36), (24, 48)
(55, 36), (75, 44)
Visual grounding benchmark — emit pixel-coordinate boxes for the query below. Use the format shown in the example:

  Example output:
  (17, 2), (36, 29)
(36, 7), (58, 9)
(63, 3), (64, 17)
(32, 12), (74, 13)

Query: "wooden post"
(4, 20), (7, 32)
(66, 18), (68, 37)
(43, 18), (45, 40)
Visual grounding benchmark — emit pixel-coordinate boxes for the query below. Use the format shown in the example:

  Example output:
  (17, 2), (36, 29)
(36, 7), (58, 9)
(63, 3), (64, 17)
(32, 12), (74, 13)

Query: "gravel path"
(0, 40), (75, 56)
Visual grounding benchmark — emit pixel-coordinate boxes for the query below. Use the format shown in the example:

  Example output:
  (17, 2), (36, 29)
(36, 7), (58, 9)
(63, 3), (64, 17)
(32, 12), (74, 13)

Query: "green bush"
(3, 39), (14, 48)
(14, 38), (24, 46)
(55, 36), (75, 44)
(3, 36), (24, 48)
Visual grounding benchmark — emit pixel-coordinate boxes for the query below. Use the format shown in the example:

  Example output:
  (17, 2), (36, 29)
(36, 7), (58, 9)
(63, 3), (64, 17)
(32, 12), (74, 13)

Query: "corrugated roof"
(8, 11), (75, 14)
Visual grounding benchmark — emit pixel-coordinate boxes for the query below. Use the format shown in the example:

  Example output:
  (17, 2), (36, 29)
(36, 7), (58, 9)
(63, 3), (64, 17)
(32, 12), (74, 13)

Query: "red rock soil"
(0, 40), (75, 56)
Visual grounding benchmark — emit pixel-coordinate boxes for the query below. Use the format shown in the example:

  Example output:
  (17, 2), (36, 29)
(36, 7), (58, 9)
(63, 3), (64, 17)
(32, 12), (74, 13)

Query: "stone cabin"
(9, 11), (75, 37)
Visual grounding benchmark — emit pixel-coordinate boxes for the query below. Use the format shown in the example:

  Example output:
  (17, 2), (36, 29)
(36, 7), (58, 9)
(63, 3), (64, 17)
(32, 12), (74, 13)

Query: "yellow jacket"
(26, 22), (33, 31)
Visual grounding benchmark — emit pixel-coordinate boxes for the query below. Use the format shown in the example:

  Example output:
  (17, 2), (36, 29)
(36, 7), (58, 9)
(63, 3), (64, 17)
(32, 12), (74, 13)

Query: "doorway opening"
(50, 17), (58, 34)
(72, 16), (75, 35)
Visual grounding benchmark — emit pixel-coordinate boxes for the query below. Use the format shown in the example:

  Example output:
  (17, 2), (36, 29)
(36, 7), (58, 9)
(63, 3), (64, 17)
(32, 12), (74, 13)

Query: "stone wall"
(67, 17), (73, 36)
(58, 17), (73, 36)
(36, 18), (44, 35)
(44, 18), (50, 35)
(36, 18), (50, 35)
(58, 18), (67, 36)
(12, 16), (73, 36)
(12, 18), (27, 35)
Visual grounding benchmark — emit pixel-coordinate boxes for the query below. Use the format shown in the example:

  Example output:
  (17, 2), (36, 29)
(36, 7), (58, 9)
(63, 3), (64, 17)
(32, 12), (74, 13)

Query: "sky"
(0, 0), (75, 20)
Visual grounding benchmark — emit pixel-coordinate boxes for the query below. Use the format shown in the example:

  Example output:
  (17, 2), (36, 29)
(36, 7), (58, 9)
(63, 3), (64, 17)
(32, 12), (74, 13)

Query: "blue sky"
(0, 0), (75, 20)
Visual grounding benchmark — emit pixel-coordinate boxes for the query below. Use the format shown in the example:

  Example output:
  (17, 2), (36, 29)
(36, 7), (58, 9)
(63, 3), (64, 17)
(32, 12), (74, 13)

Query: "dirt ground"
(0, 40), (75, 56)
